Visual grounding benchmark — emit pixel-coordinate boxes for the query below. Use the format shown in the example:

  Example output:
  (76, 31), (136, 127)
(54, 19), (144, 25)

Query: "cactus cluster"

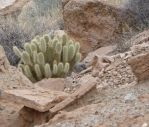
(13, 33), (81, 82)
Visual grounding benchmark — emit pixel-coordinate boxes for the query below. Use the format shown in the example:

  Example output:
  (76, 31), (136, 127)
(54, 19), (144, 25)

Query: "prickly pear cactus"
(13, 33), (81, 82)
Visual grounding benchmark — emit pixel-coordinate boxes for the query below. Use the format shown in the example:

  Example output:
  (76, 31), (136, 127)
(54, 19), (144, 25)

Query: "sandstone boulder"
(2, 87), (69, 112)
(62, 0), (147, 56)
(36, 78), (65, 91)
(128, 52), (149, 82)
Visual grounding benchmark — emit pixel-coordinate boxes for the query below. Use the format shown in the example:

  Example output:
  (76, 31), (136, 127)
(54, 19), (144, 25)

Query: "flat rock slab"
(50, 77), (97, 113)
(36, 78), (65, 91)
(2, 87), (69, 112)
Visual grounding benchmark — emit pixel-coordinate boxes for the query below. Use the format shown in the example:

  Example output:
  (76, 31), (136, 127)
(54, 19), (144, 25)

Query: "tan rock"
(36, 81), (149, 127)
(63, 0), (140, 56)
(50, 77), (97, 113)
(95, 125), (107, 127)
(0, 65), (34, 90)
(78, 74), (95, 85)
(2, 87), (69, 112)
(138, 94), (149, 103)
(127, 52), (149, 82)
(18, 106), (50, 127)
(105, 59), (122, 71)
(118, 114), (149, 127)
(36, 78), (65, 91)
(83, 45), (115, 65)
(38, 104), (99, 127)
(91, 55), (111, 77)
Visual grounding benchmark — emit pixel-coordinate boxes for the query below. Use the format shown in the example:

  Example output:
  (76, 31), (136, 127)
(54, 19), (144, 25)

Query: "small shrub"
(0, 0), (63, 65)
(18, 0), (63, 35)
(0, 16), (31, 65)
(13, 33), (81, 82)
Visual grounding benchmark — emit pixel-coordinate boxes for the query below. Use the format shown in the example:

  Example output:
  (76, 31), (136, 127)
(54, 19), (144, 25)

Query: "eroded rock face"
(62, 0), (147, 56)
(128, 52), (149, 82)
(18, 106), (50, 127)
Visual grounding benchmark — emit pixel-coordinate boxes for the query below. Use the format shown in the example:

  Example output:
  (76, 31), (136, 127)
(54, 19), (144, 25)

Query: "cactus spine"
(13, 32), (81, 82)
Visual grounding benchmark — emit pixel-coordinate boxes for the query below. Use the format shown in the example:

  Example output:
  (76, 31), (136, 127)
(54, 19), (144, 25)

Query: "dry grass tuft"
(0, 0), (63, 65)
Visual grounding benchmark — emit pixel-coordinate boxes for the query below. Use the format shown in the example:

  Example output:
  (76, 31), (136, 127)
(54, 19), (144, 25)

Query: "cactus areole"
(13, 33), (81, 82)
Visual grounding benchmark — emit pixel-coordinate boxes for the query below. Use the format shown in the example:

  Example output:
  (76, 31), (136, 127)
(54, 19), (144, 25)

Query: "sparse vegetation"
(0, 16), (30, 65)
(18, 0), (63, 35)
(0, 0), (63, 65)
(0, 1), (149, 127)
(114, 0), (149, 53)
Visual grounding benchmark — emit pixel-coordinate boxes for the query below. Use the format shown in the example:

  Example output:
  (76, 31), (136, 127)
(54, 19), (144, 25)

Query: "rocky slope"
(38, 82), (149, 127)
(0, 0), (149, 127)
(36, 28), (149, 127)
(0, 29), (149, 127)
